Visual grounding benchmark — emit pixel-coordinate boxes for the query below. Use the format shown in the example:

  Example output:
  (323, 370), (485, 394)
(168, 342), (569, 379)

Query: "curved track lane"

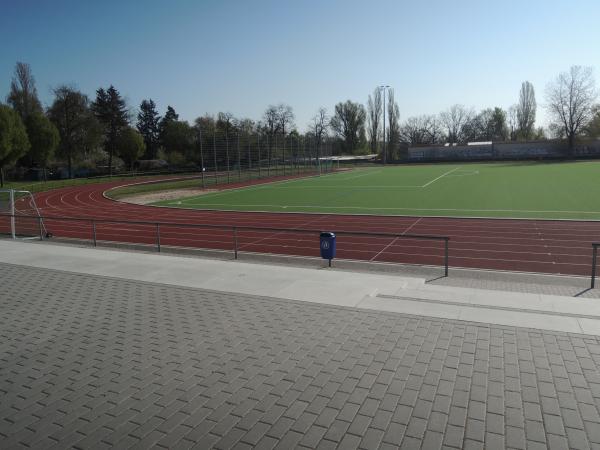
(18, 176), (600, 276)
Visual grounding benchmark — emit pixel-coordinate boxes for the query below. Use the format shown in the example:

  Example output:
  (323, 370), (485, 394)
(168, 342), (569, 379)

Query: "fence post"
(38, 216), (43, 241)
(233, 227), (238, 259)
(444, 238), (449, 277)
(592, 244), (598, 289)
(92, 220), (97, 247)
(156, 223), (161, 252)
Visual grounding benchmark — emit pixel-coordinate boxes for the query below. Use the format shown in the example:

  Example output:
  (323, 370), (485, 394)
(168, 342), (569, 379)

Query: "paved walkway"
(1, 240), (600, 335)
(1, 241), (600, 449)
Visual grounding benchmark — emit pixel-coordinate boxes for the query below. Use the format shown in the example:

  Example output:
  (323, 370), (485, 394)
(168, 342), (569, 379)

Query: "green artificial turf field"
(152, 161), (600, 220)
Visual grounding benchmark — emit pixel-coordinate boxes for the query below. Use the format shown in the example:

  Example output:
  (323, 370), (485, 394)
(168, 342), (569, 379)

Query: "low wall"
(407, 140), (600, 162)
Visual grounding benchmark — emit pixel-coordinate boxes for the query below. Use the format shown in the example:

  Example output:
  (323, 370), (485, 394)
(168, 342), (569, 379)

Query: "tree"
(6, 62), (43, 120)
(517, 81), (536, 140)
(440, 104), (474, 144)
(136, 99), (161, 159)
(0, 105), (30, 187)
(48, 85), (101, 179)
(585, 105), (600, 138)
(367, 89), (382, 154)
(276, 104), (295, 136)
(330, 100), (366, 154)
(24, 112), (60, 177)
(118, 127), (145, 170)
(401, 115), (443, 145)
(387, 89), (400, 159)
(92, 85), (129, 174)
(463, 108), (508, 142)
(546, 66), (597, 153)
(161, 120), (194, 163)
(308, 107), (328, 163)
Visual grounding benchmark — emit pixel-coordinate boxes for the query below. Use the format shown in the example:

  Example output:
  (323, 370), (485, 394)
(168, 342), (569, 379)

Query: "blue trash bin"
(320, 232), (336, 266)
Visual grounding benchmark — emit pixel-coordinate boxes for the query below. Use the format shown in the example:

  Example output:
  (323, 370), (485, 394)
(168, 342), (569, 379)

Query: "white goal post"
(0, 189), (48, 240)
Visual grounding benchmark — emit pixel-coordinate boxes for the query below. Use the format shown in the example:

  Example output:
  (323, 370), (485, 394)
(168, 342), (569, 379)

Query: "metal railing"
(0, 213), (450, 276)
(592, 243), (600, 288)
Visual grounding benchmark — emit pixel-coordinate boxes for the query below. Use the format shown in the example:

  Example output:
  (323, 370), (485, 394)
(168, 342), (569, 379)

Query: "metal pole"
(156, 223), (161, 252)
(9, 189), (15, 239)
(38, 216), (43, 240)
(592, 245), (597, 289)
(382, 87), (386, 165)
(258, 133), (262, 178)
(213, 130), (218, 186)
(233, 227), (238, 259)
(237, 132), (241, 182)
(226, 132), (230, 184)
(199, 127), (205, 189)
(247, 131), (251, 177)
(92, 220), (97, 247)
(444, 238), (449, 277)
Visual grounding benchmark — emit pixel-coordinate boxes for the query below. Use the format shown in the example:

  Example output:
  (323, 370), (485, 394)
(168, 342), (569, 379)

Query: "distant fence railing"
(0, 213), (450, 276)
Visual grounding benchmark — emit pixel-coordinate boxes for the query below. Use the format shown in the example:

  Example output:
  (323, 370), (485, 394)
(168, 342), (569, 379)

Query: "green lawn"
(152, 161), (600, 220)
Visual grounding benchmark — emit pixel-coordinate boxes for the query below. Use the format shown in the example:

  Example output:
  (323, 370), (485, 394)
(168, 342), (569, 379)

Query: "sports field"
(154, 161), (600, 220)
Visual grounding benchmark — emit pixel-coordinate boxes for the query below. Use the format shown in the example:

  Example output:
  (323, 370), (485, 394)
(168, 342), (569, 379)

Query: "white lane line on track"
(172, 202), (600, 216)
(402, 217), (423, 235)
(420, 167), (462, 187)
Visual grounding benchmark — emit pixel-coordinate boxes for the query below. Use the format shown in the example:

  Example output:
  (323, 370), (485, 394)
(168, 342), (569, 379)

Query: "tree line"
(1, 62), (599, 186)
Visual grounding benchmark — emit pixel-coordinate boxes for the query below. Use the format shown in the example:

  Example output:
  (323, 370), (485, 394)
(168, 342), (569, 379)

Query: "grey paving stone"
(1, 263), (600, 450)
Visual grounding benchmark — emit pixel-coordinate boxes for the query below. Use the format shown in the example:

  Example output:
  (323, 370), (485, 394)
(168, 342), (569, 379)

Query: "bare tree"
(307, 108), (328, 167)
(7, 62), (43, 120)
(330, 100), (366, 154)
(276, 103), (295, 136)
(387, 89), (400, 159)
(517, 81), (536, 140)
(366, 88), (382, 154)
(439, 104), (474, 144)
(546, 66), (597, 152)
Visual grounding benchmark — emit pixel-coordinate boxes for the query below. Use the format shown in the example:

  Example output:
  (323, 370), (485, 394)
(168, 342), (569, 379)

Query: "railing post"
(444, 238), (449, 277)
(92, 220), (97, 247)
(38, 216), (43, 241)
(156, 223), (161, 252)
(233, 227), (238, 259)
(592, 244), (597, 289)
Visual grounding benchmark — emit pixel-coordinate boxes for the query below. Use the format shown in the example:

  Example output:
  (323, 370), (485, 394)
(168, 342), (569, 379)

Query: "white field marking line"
(174, 171), (344, 204)
(341, 170), (382, 180)
(369, 217), (423, 262)
(171, 202), (600, 216)
(420, 167), (461, 187)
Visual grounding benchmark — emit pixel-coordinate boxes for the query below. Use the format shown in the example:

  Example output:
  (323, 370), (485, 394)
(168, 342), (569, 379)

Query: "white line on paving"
(421, 167), (462, 187)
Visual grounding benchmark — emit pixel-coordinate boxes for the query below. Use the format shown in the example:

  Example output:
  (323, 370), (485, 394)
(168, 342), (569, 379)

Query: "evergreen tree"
(92, 85), (129, 174)
(136, 99), (161, 159)
(159, 105), (179, 147)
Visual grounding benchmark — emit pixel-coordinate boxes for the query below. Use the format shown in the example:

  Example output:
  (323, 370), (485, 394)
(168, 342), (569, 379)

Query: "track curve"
(19, 176), (600, 276)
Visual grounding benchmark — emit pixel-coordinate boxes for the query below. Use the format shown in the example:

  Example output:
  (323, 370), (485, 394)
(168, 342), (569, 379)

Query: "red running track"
(5, 175), (600, 276)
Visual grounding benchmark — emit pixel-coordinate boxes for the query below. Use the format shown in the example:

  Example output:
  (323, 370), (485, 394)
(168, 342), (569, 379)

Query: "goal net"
(0, 189), (48, 239)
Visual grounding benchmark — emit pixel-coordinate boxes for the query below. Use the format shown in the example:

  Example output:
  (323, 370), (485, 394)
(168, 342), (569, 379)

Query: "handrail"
(592, 243), (600, 288)
(1, 212), (450, 276)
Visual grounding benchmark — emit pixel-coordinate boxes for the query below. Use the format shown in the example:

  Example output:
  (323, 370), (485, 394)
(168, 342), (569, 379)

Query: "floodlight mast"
(379, 85), (390, 164)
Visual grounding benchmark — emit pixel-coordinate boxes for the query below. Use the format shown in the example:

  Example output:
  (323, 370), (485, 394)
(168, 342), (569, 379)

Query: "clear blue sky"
(1, 0), (599, 130)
